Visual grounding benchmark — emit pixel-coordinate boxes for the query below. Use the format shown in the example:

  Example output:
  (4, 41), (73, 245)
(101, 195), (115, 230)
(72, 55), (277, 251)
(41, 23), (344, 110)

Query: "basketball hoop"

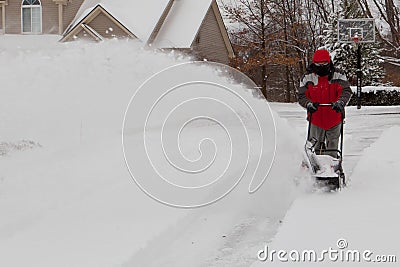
(352, 36), (361, 43)
(338, 19), (375, 43)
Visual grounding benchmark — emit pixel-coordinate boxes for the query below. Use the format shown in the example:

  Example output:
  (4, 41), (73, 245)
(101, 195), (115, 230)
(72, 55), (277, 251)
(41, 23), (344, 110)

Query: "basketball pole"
(356, 42), (362, 109)
(338, 18), (375, 110)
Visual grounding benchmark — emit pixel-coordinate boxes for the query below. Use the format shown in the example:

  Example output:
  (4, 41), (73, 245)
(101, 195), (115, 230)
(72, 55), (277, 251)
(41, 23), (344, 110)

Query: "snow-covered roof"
(152, 0), (213, 48)
(67, 0), (170, 42)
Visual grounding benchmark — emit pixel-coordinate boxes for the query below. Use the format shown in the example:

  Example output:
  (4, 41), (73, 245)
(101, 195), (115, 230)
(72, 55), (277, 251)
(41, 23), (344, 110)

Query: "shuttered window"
(22, 0), (42, 34)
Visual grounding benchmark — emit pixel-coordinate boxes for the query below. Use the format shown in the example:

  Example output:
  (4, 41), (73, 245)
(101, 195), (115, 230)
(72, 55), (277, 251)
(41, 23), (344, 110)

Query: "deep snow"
(1, 36), (399, 267)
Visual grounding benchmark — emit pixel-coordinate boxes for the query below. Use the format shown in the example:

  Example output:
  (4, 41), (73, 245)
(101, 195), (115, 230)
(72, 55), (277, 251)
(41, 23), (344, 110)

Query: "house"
(150, 0), (234, 64)
(0, 0), (234, 64)
(0, 0), (83, 35)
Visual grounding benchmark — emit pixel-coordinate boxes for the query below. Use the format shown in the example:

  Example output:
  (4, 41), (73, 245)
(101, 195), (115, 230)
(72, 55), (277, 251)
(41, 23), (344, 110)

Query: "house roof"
(65, 0), (170, 42)
(151, 0), (213, 48)
(61, 4), (136, 42)
(62, 0), (233, 58)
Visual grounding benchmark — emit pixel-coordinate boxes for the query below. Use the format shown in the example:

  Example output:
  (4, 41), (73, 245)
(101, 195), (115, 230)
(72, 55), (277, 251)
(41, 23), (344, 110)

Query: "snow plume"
(122, 61), (280, 208)
(123, 110), (305, 267)
(0, 35), (306, 267)
(0, 140), (41, 156)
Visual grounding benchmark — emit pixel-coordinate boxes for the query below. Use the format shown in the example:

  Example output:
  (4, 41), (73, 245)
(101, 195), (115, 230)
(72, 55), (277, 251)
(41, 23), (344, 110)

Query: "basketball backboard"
(338, 19), (375, 43)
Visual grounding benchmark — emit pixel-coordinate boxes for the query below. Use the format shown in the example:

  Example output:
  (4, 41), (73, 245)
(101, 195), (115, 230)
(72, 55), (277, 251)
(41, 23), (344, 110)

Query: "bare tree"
(221, 0), (279, 97)
(221, 0), (378, 101)
(357, 0), (400, 56)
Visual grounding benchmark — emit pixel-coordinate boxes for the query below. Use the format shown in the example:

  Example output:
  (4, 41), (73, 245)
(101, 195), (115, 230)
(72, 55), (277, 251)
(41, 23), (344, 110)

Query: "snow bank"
(351, 86), (400, 93)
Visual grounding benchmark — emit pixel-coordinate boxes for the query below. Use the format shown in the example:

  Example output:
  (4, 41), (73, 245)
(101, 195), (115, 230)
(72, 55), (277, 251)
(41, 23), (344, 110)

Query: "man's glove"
(306, 102), (319, 113)
(332, 100), (345, 113)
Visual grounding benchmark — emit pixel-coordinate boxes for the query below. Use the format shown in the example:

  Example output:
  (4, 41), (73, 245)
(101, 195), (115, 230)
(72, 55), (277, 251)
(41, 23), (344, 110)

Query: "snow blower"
(303, 104), (346, 191)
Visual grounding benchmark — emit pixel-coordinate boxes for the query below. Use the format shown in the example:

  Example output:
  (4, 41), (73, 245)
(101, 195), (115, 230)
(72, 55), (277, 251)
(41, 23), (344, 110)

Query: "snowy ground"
(1, 36), (399, 267)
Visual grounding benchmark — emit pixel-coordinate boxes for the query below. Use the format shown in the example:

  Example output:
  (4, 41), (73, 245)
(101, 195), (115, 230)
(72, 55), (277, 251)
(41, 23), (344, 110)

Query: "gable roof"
(150, 0), (234, 58)
(60, 4), (136, 42)
(64, 0), (170, 42)
(151, 0), (213, 48)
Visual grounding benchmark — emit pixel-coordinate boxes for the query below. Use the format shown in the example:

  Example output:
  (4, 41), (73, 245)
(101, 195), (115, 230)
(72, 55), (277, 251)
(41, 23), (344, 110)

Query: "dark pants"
(309, 123), (341, 158)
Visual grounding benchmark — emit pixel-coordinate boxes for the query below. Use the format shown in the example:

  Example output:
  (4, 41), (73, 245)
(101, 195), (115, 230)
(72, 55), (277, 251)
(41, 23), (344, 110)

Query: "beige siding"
(41, 0), (58, 34)
(88, 11), (130, 39)
(192, 6), (230, 65)
(3, 0), (84, 34)
(0, 5), (3, 32)
(5, 0), (59, 34)
(75, 27), (96, 41)
(63, 0), (84, 32)
(4, 0), (21, 33)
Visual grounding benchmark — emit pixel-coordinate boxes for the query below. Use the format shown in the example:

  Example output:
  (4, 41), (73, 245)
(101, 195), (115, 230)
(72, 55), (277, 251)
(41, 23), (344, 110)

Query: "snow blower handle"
(320, 103), (345, 119)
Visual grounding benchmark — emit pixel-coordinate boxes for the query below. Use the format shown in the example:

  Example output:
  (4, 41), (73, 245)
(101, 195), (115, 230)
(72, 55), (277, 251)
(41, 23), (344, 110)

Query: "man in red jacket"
(298, 49), (352, 157)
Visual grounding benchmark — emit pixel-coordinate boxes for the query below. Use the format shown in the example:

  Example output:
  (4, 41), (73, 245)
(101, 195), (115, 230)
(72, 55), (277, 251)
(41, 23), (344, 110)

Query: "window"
(22, 0), (42, 34)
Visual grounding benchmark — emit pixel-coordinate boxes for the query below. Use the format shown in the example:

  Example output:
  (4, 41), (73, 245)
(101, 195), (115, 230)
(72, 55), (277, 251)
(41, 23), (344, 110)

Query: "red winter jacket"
(298, 68), (352, 130)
